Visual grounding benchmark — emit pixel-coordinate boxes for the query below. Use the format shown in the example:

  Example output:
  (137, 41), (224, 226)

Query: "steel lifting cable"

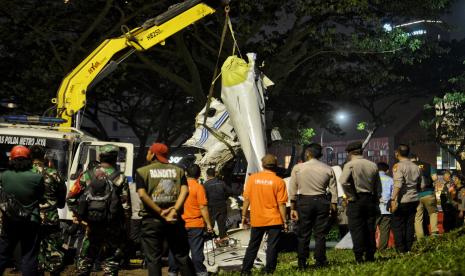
(201, 5), (240, 156)
(203, 5), (230, 127)
(227, 15), (242, 58)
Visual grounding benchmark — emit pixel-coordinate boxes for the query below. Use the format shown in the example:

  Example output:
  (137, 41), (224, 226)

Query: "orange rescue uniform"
(243, 170), (288, 227)
(182, 178), (208, 228)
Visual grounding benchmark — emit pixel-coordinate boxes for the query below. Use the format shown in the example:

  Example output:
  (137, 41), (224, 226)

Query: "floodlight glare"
(383, 23), (392, 32)
(335, 111), (348, 123)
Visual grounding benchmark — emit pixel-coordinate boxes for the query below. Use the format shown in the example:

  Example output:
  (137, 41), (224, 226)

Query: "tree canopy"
(422, 52), (465, 175)
(0, 0), (455, 150)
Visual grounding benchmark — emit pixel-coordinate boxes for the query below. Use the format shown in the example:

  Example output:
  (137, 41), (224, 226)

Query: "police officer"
(289, 143), (337, 269)
(339, 141), (381, 263)
(390, 144), (420, 253)
(136, 143), (195, 276)
(0, 145), (44, 276)
(75, 144), (130, 276)
(30, 145), (67, 275)
(412, 155), (439, 238)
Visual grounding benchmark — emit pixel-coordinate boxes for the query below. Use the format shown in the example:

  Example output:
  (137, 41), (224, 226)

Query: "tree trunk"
(135, 136), (149, 169)
(155, 101), (175, 143)
(82, 112), (109, 140)
(362, 129), (376, 150)
(285, 143), (297, 175)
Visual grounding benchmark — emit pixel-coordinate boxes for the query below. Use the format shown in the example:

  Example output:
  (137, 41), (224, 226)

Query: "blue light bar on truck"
(2, 115), (67, 125)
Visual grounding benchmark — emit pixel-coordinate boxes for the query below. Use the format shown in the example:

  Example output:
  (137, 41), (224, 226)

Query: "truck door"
(60, 141), (136, 220)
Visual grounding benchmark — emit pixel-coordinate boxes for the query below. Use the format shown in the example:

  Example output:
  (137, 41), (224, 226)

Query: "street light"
(0, 98), (19, 116)
(6, 102), (17, 109)
(335, 111), (348, 123)
(321, 111), (350, 146)
(383, 23), (393, 32)
(1, 99), (18, 109)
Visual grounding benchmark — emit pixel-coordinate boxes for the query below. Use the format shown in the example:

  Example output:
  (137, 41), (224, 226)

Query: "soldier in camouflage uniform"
(72, 144), (130, 276)
(30, 145), (67, 276)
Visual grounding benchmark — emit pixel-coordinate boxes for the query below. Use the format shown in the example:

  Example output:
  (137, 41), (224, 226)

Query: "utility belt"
(349, 192), (377, 203)
(356, 192), (375, 196)
(297, 194), (328, 200)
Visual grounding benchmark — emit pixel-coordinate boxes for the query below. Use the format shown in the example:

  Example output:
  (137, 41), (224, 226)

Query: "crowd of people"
(0, 140), (464, 276)
(0, 143), (234, 276)
(0, 145), (66, 276)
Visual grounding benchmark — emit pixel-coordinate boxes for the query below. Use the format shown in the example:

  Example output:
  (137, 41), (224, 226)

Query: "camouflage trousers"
(38, 225), (65, 275)
(76, 223), (124, 276)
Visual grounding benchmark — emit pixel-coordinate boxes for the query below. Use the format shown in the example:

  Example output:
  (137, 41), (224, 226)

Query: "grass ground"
(5, 228), (465, 275)
(220, 227), (465, 276)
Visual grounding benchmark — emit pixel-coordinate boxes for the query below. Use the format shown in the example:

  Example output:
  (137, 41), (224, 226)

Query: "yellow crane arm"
(55, 0), (225, 129)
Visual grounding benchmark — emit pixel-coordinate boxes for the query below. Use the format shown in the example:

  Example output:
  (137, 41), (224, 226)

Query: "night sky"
(444, 0), (465, 40)
(319, 0), (465, 142)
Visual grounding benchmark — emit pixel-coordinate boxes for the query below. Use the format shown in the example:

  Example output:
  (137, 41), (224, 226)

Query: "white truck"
(1, 0), (228, 219)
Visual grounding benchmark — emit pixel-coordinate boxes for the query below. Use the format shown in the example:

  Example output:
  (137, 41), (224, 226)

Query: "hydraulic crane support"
(55, 0), (222, 129)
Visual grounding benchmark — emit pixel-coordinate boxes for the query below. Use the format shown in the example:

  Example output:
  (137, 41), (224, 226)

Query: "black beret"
(346, 141), (363, 152)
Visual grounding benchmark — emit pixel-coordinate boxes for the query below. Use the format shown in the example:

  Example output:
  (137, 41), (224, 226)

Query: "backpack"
(77, 169), (121, 223)
(0, 173), (36, 223)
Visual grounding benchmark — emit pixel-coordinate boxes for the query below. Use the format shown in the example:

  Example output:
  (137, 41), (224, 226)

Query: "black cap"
(346, 141), (363, 152)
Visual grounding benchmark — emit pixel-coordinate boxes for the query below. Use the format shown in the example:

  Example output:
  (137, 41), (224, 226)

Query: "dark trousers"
(169, 228), (207, 275)
(76, 222), (125, 276)
(347, 194), (379, 262)
(376, 215), (392, 250)
(209, 204), (228, 238)
(0, 219), (40, 276)
(129, 219), (142, 246)
(442, 203), (458, 233)
(141, 217), (195, 276)
(128, 219), (142, 259)
(391, 201), (418, 253)
(242, 225), (281, 274)
(296, 195), (330, 268)
(338, 225), (349, 240)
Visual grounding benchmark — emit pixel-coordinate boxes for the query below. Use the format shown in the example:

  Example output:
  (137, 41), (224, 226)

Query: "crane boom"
(55, 0), (225, 129)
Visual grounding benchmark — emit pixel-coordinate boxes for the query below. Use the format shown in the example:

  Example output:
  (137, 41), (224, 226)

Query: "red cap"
(150, 143), (169, 164)
(10, 145), (30, 160)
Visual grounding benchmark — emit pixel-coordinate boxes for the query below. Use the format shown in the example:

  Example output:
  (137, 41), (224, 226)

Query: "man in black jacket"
(203, 168), (231, 239)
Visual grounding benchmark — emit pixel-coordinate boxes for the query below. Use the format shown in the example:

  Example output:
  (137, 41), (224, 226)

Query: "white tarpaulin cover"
(335, 232), (353, 249)
(331, 165), (345, 198)
(332, 165), (354, 249)
(221, 53), (267, 175)
(204, 228), (266, 273)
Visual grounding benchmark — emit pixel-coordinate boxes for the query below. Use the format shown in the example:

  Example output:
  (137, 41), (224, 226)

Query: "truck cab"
(0, 123), (135, 220)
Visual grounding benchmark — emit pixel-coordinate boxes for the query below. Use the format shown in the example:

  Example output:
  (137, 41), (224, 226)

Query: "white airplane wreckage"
(176, 53), (274, 272)
(182, 52), (270, 177)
